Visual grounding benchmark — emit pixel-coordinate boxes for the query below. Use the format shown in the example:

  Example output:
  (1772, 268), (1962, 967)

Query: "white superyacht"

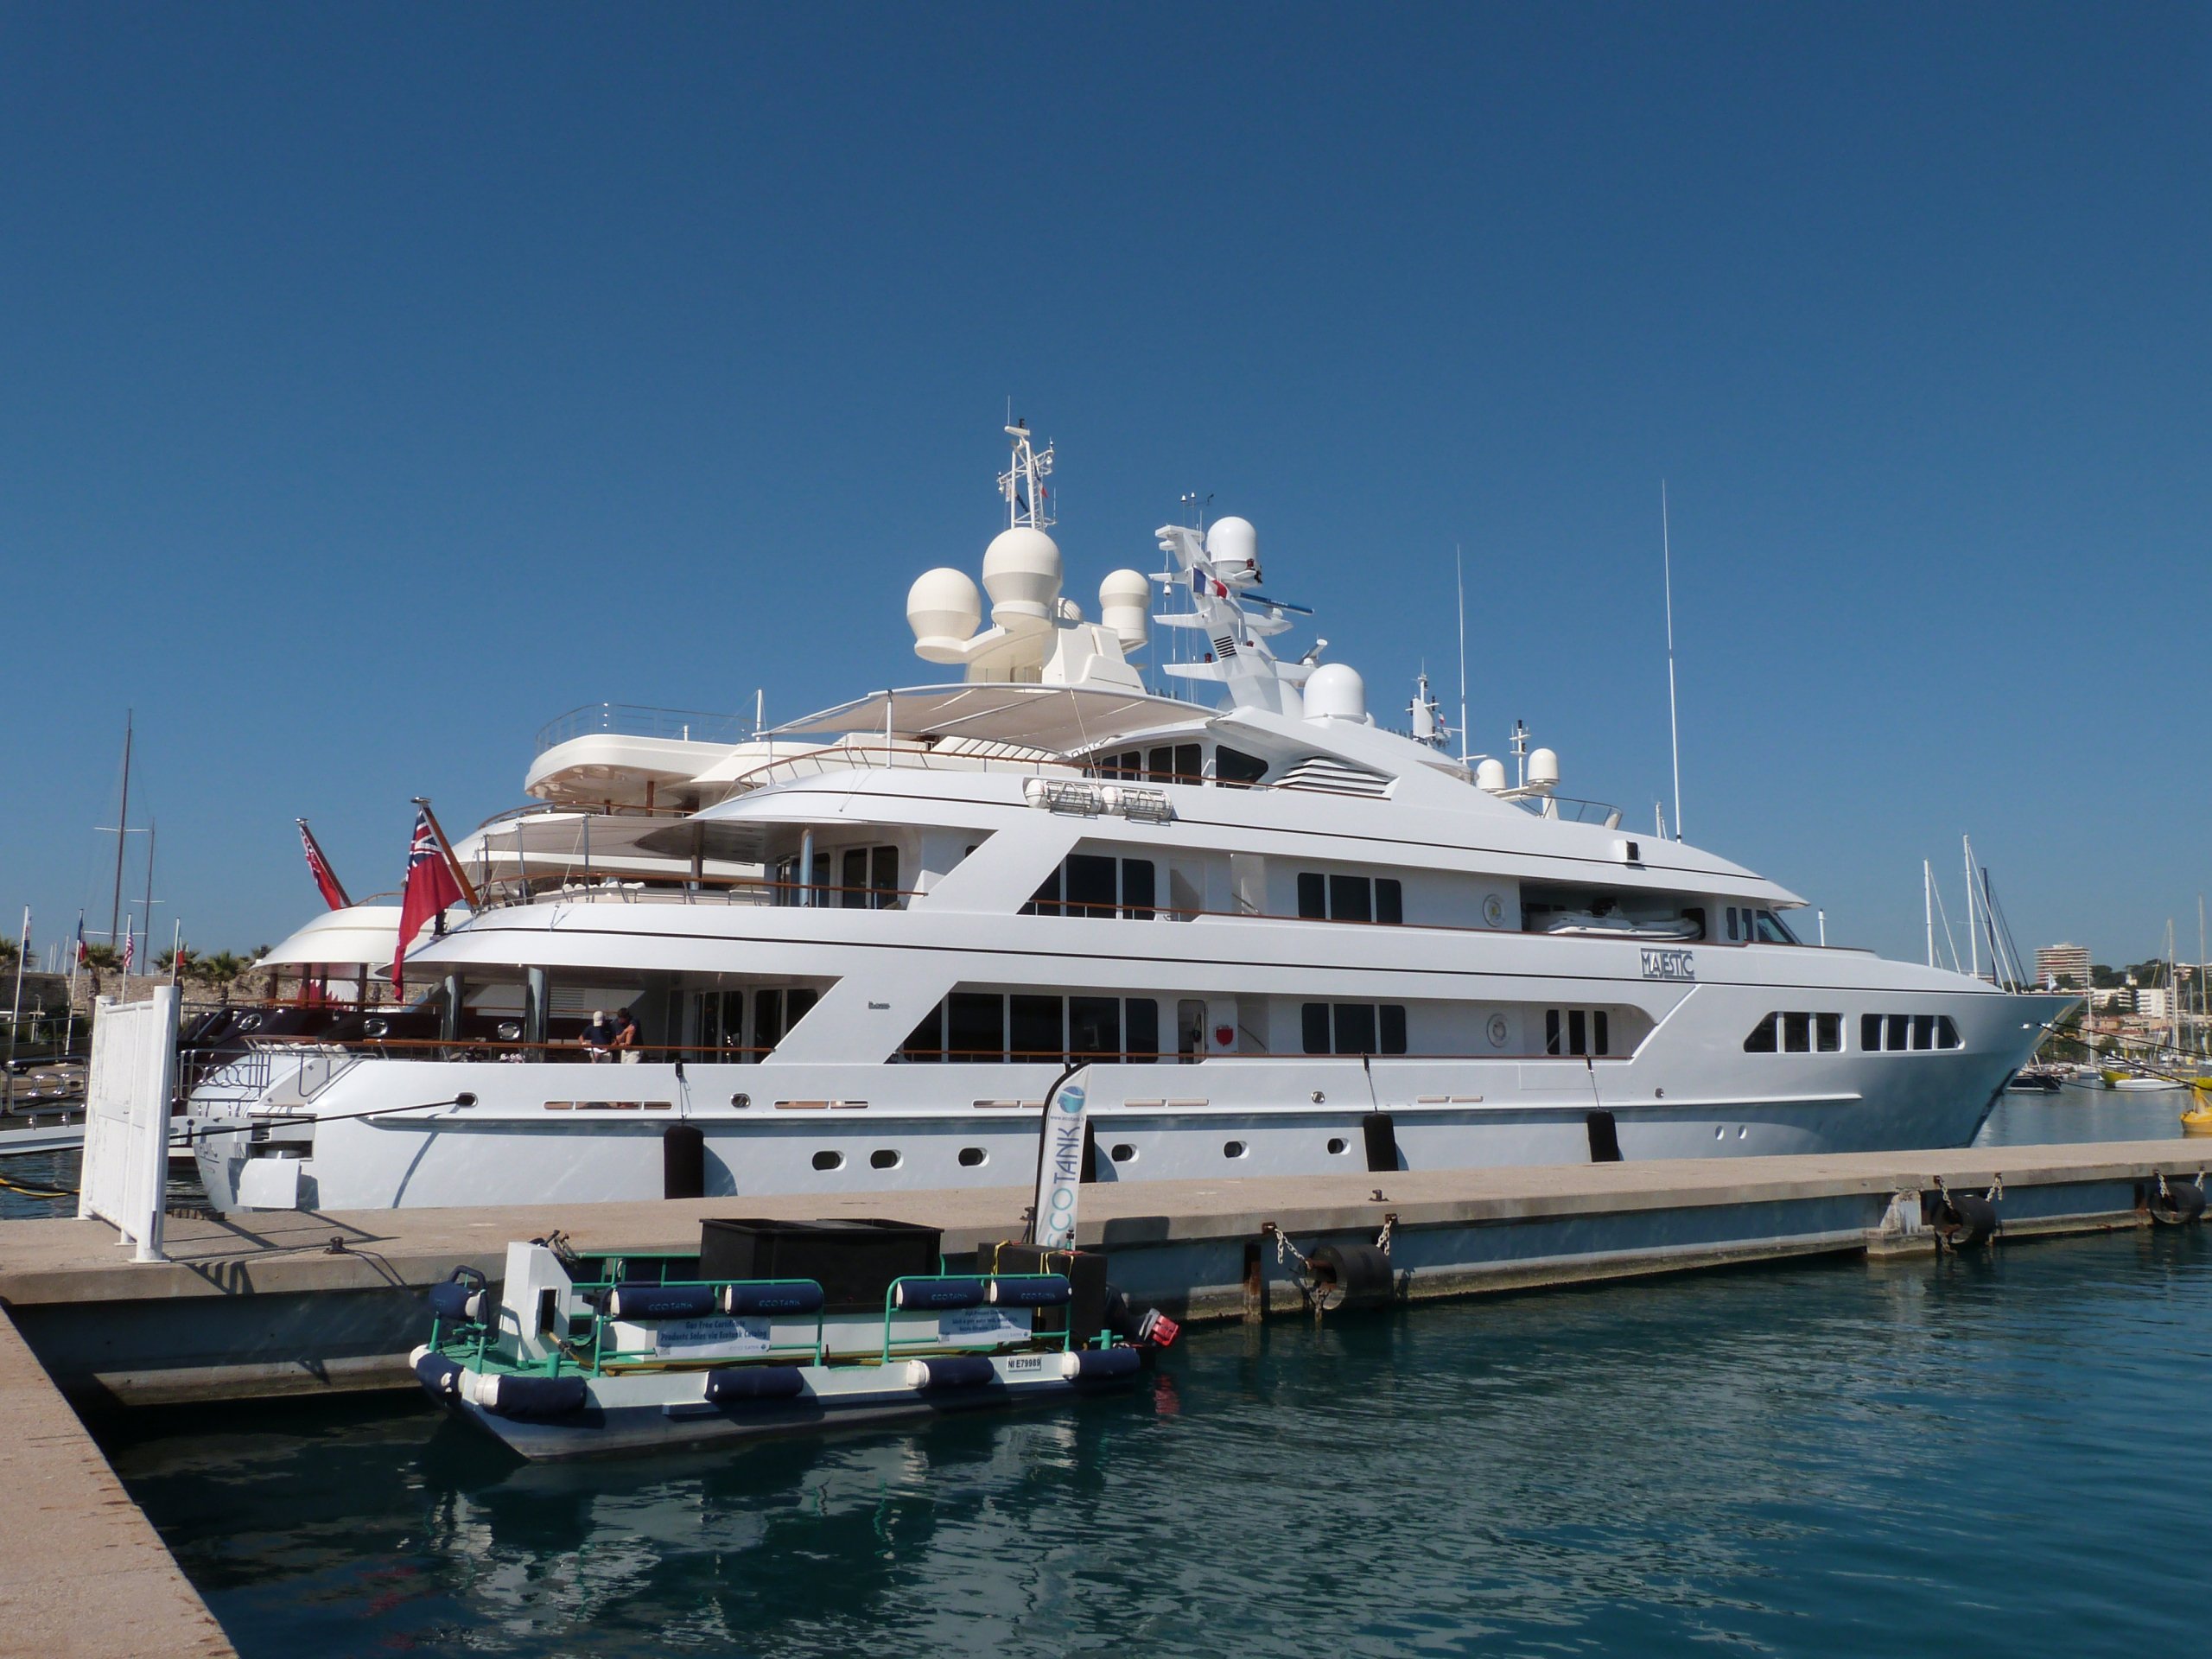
(196, 427), (2069, 1211)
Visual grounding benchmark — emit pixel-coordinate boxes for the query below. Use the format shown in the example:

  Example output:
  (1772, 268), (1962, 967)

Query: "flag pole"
(412, 798), (482, 911)
(67, 910), (83, 1056)
(5, 908), (28, 1084)
(297, 818), (354, 908)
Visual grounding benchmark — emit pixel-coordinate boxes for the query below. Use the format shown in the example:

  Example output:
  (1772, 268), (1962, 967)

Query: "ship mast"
(998, 421), (1054, 531)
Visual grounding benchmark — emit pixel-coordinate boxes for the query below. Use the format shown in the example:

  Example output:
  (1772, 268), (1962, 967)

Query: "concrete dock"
(0, 1309), (233, 1657)
(3, 1139), (2207, 1407)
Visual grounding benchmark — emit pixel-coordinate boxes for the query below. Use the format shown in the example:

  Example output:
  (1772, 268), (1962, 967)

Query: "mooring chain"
(1376, 1212), (1397, 1256)
(1986, 1174), (2004, 1204)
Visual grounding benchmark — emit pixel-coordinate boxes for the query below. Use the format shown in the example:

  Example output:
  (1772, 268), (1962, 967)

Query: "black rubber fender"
(2150, 1181), (2207, 1226)
(1932, 1191), (1999, 1248)
(1309, 1241), (1396, 1310)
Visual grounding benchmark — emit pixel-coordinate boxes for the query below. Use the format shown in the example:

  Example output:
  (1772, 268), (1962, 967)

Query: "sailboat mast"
(1923, 860), (1935, 968)
(1963, 836), (1979, 982)
(109, 710), (133, 946)
(1455, 545), (1469, 766)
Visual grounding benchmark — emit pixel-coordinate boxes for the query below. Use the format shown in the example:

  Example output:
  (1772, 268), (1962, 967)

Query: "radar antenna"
(999, 421), (1054, 531)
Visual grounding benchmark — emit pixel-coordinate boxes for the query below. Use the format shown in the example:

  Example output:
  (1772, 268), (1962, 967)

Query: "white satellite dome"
(1097, 569), (1151, 650)
(1474, 757), (1507, 791)
(1528, 747), (1560, 791)
(1304, 662), (1367, 722)
(1204, 515), (1257, 577)
(906, 567), (982, 663)
(981, 526), (1063, 634)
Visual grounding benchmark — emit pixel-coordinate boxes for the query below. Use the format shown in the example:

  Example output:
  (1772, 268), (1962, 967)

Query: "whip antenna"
(1662, 482), (1682, 840)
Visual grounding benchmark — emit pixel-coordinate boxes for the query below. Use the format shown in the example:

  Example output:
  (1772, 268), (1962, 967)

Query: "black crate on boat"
(697, 1218), (943, 1312)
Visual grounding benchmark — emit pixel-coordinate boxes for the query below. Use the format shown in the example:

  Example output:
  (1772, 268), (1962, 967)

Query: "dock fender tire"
(1059, 1346), (1142, 1382)
(909, 1355), (998, 1390)
(1310, 1242), (1396, 1310)
(2151, 1181), (2206, 1225)
(1936, 1192), (1999, 1248)
(484, 1373), (590, 1419)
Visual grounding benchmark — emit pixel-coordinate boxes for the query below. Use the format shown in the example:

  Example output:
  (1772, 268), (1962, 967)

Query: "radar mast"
(999, 422), (1054, 531)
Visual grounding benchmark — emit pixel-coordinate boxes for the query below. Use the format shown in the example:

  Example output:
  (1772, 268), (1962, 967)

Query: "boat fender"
(1309, 1242), (1395, 1310)
(1058, 1345), (1142, 1382)
(410, 1345), (462, 1397)
(605, 1283), (718, 1320)
(720, 1281), (827, 1316)
(1929, 1188), (1999, 1249)
(986, 1274), (1072, 1308)
(893, 1277), (988, 1311)
(426, 1281), (491, 1325)
(704, 1366), (807, 1402)
(482, 1373), (590, 1419)
(2149, 1175), (2206, 1226)
(909, 1354), (999, 1390)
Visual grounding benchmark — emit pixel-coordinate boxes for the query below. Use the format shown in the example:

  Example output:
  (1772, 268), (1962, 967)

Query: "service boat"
(194, 427), (2072, 1212)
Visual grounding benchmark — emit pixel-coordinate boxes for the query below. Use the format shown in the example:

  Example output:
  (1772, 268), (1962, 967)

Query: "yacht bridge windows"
(1021, 853), (1158, 918)
(1295, 870), (1403, 925)
(897, 990), (1162, 1063)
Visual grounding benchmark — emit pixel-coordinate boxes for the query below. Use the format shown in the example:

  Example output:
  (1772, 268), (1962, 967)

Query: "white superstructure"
(195, 425), (2069, 1211)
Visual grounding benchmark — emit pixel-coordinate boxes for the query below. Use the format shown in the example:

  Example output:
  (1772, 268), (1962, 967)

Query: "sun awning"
(258, 906), (401, 970)
(770, 683), (1205, 757)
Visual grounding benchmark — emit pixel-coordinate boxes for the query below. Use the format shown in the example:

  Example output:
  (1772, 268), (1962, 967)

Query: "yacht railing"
(534, 703), (753, 756)
(1509, 794), (1624, 827)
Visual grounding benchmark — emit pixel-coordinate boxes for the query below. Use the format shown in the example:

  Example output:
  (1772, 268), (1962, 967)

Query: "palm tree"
(197, 951), (251, 1005)
(80, 944), (120, 996)
(157, 945), (197, 980)
(0, 936), (19, 973)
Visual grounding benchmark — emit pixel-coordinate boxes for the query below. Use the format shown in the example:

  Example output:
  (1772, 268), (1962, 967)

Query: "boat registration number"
(1640, 948), (1695, 982)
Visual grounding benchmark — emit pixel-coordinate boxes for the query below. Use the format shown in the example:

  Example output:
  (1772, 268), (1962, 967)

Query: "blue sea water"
(79, 1081), (2212, 1659)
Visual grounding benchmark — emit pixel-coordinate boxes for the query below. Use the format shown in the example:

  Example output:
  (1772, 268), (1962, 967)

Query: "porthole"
(869, 1148), (900, 1170)
(957, 1146), (987, 1167)
(1111, 1143), (1137, 1163)
(730, 1092), (751, 1109)
(363, 1017), (389, 1038)
(1224, 1141), (1248, 1159)
(1483, 893), (1507, 928)
(1486, 1014), (1510, 1049)
(812, 1150), (844, 1172)
(495, 1020), (523, 1041)
(1713, 1125), (1726, 1140)
(1326, 1137), (1348, 1155)
(1737, 1126), (1748, 1140)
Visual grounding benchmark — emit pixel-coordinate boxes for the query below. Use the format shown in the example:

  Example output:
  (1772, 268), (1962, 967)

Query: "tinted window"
(1010, 995), (1063, 1060)
(871, 847), (899, 906)
(1937, 1015), (1961, 1050)
(1069, 996), (1120, 1058)
(948, 992), (1002, 1059)
(1744, 1014), (1779, 1052)
(1126, 998), (1160, 1063)
(1380, 1004), (1408, 1054)
(1886, 1014), (1910, 1051)
(1065, 854), (1117, 918)
(1783, 1013), (1812, 1052)
(1816, 1014), (1841, 1052)
(1302, 1002), (1331, 1055)
(1147, 746), (1173, 780)
(1593, 1009), (1610, 1056)
(1911, 1014), (1935, 1050)
(1567, 1009), (1588, 1056)
(1216, 746), (1269, 788)
(1122, 859), (1156, 919)
(1175, 743), (1201, 782)
(1330, 873), (1372, 924)
(1297, 873), (1326, 919)
(1334, 1002), (1377, 1054)
(1861, 1014), (1883, 1052)
(755, 988), (785, 1050)
(1547, 1009), (1563, 1056)
(1376, 879), (1403, 925)
(1022, 868), (1062, 918)
(1726, 907), (1740, 942)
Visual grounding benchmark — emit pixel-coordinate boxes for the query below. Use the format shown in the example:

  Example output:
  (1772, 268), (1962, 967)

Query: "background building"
(2035, 943), (2090, 988)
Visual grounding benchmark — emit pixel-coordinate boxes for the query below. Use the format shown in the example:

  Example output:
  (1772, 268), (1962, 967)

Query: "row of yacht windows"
(1021, 855), (1157, 919)
(1743, 1012), (1961, 1052)
(899, 993), (1164, 1063)
(1723, 906), (1796, 944)
(1862, 1014), (1963, 1052)
(769, 845), (901, 908)
(1300, 1001), (1410, 1056)
(1295, 872), (1404, 925)
(1090, 742), (1269, 788)
(1545, 1007), (1614, 1057)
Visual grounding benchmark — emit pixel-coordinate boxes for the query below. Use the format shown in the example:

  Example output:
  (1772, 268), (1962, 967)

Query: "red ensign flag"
(391, 807), (463, 994)
(298, 819), (352, 912)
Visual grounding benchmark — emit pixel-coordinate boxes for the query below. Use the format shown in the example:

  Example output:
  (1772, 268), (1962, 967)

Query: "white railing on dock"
(78, 986), (178, 1263)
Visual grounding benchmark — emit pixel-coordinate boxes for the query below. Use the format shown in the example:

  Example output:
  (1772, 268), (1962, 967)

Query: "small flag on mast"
(297, 819), (352, 911)
(120, 919), (134, 977)
(391, 806), (463, 995)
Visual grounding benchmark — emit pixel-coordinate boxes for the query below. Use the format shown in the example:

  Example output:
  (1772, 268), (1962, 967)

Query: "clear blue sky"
(3, 6), (2205, 969)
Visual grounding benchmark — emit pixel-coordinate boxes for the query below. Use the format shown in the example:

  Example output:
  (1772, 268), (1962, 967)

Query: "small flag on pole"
(298, 819), (352, 912)
(120, 920), (134, 977)
(391, 806), (463, 995)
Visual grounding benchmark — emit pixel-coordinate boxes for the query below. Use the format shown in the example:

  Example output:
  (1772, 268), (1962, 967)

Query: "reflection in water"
(102, 1229), (2212, 1658)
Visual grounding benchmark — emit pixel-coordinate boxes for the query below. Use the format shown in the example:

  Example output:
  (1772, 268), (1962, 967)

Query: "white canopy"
(771, 683), (1205, 758)
(259, 905), (401, 971)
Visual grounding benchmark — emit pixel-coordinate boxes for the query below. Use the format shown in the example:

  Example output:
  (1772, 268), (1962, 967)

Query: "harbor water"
(49, 1088), (2209, 1657)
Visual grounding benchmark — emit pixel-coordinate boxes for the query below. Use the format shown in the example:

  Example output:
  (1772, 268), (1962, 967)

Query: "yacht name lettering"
(1641, 949), (1696, 982)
